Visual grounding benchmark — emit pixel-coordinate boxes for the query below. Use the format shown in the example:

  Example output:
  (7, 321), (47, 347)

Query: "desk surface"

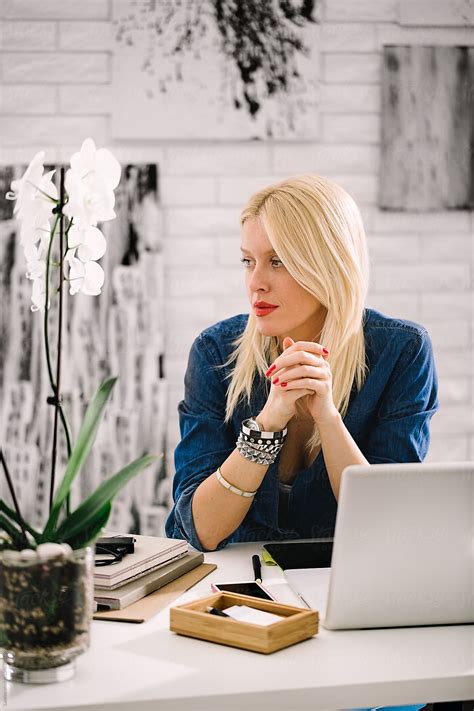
(2, 542), (473, 711)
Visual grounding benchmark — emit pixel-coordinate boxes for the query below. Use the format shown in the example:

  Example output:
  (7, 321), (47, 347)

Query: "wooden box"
(169, 592), (318, 654)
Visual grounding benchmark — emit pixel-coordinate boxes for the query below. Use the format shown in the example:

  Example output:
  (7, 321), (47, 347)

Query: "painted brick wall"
(1, 0), (473, 474)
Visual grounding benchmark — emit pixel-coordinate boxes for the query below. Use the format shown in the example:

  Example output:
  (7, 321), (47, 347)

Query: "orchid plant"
(1, 139), (156, 552)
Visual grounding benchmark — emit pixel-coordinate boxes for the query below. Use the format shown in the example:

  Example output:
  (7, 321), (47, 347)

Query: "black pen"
(252, 554), (262, 583)
(207, 606), (230, 618)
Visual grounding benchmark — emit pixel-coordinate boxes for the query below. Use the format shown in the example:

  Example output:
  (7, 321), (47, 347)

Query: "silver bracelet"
(236, 433), (285, 466)
(215, 467), (258, 498)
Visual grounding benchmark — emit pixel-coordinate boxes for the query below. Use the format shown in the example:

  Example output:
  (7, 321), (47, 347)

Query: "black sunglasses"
(94, 544), (129, 567)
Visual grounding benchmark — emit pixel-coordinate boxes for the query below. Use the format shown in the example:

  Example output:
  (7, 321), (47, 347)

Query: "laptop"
(284, 461), (474, 630)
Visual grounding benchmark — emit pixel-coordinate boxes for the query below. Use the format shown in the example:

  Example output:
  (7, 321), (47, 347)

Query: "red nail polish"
(272, 377), (279, 385)
(281, 382), (288, 387)
(322, 348), (329, 355)
(265, 364), (276, 377)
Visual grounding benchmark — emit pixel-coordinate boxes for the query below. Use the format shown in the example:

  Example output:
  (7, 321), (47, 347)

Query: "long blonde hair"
(224, 174), (370, 451)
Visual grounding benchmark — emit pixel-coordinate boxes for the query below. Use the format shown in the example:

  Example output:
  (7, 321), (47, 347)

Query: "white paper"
(224, 605), (283, 626)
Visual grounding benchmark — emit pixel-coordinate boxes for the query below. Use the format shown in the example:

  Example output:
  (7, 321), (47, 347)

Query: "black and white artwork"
(0, 165), (169, 535)
(112, 0), (320, 140)
(380, 45), (474, 211)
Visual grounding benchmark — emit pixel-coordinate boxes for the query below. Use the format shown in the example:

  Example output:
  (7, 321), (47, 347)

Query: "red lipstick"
(254, 301), (278, 317)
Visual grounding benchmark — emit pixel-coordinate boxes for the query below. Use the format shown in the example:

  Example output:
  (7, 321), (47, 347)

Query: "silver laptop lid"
(324, 461), (473, 630)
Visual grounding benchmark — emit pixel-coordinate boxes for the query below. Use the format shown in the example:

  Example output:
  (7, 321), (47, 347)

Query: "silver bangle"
(215, 467), (257, 498)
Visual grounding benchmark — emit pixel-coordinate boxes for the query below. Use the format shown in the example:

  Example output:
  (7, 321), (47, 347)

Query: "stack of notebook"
(94, 534), (203, 610)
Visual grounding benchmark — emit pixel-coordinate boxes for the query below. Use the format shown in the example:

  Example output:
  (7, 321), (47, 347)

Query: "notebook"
(94, 534), (188, 589)
(94, 550), (204, 610)
(93, 563), (217, 623)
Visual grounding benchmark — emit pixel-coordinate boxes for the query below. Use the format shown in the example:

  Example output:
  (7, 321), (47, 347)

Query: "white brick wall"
(1, 0), (472, 470)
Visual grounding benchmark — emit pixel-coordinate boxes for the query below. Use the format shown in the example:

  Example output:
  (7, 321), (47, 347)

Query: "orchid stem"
(49, 168), (65, 515)
(45, 169), (72, 516)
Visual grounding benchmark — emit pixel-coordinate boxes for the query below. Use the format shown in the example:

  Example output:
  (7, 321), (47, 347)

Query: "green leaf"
(61, 501), (112, 550)
(55, 454), (157, 543)
(0, 514), (27, 550)
(41, 376), (117, 541)
(0, 501), (41, 543)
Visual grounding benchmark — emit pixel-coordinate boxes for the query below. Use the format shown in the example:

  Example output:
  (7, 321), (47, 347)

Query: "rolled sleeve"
(165, 333), (238, 551)
(364, 330), (439, 464)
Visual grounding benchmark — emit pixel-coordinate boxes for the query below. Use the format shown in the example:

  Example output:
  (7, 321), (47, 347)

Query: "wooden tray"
(169, 592), (318, 654)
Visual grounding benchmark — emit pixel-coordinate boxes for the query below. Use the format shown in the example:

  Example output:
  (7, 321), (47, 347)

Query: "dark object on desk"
(207, 606), (230, 618)
(263, 540), (333, 570)
(95, 536), (136, 567)
(212, 581), (274, 601)
(96, 536), (136, 553)
(432, 702), (473, 711)
(252, 554), (262, 582)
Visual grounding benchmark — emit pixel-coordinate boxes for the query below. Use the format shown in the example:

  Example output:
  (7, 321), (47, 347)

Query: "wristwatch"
(245, 417), (262, 432)
(242, 418), (288, 440)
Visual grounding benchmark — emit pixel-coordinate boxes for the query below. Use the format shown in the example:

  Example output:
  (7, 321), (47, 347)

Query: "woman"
(165, 174), (438, 553)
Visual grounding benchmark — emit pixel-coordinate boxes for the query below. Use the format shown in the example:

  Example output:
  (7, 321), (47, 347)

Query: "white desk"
(2, 542), (473, 711)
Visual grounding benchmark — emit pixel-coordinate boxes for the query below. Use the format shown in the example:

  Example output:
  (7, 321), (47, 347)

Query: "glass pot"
(0, 545), (93, 683)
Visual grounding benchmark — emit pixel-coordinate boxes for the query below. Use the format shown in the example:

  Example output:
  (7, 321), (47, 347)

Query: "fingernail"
(272, 377), (279, 385)
(265, 364), (276, 377)
(281, 382), (288, 388)
(322, 348), (329, 355)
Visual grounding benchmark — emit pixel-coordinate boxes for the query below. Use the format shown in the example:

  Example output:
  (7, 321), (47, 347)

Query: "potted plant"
(0, 139), (157, 684)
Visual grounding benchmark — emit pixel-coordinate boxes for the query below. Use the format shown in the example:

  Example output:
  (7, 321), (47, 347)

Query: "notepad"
(94, 534), (188, 589)
(94, 550), (204, 610)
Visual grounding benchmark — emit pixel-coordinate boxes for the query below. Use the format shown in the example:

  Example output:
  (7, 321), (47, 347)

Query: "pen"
(252, 554), (262, 583)
(207, 606), (230, 618)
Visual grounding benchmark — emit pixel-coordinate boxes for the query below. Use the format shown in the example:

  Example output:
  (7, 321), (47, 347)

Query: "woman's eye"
(240, 257), (253, 268)
(271, 258), (283, 268)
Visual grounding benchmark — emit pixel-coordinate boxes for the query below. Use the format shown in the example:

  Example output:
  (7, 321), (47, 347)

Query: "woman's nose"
(247, 264), (269, 292)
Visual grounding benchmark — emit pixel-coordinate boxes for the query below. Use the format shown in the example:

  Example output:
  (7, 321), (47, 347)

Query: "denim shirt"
(165, 308), (439, 551)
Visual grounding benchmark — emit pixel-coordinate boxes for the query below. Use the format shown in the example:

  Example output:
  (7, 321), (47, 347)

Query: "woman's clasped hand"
(261, 336), (337, 431)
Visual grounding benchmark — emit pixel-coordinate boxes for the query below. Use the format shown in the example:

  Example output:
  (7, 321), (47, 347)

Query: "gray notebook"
(94, 549), (204, 610)
(94, 534), (188, 589)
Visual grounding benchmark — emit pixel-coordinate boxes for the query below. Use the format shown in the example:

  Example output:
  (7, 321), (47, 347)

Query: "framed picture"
(380, 45), (474, 211)
(112, 0), (320, 140)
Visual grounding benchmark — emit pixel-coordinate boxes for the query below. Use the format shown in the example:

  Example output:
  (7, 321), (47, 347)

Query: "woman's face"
(241, 217), (326, 343)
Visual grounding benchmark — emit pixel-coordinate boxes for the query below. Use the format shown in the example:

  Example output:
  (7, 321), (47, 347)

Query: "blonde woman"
(166, 174), (438, 552)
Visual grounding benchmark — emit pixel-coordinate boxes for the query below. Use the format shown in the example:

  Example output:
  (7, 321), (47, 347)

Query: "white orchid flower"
(70, 138), (121, 190)
(7, 151), (46, 215)
(25, 254), (47, 312)
(68, 257), (105, 296)
(64, 137), (121, 226)
(5, 138), (120, 310)
(7, 155), (57, 225)
(64, 169), (116, 226)
(20, 215), (51, 250)
(67, 223), (107, 262)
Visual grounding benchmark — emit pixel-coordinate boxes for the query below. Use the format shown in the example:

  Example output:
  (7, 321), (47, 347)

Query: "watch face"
(246, 418), (261, 431)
